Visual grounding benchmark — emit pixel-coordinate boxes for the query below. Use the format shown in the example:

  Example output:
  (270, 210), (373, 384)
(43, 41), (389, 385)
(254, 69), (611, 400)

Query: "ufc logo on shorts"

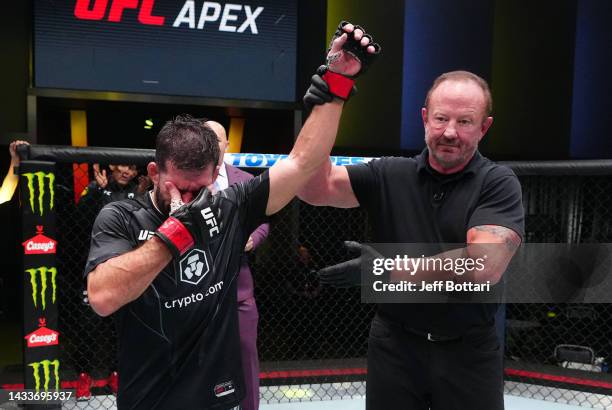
(201, 207), (219, 237)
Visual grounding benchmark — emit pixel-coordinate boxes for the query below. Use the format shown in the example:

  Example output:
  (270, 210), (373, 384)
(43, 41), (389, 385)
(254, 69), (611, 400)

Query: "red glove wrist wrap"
(157, 217), (194, 256)
(321, 71), (355, 99)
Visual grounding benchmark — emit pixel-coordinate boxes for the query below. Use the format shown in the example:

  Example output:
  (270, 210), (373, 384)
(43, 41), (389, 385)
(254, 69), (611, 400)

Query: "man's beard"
(154, 186), (170, 216)
(430, 147), (468, 169)
(426, 136), (476, 171)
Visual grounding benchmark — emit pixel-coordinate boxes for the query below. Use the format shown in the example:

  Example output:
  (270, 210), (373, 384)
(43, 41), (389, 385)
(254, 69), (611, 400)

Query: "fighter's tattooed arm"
(470, 225), (522, 251)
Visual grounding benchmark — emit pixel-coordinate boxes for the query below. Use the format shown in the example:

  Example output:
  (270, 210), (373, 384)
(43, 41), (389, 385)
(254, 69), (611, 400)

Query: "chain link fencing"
(16, 148), (612, 408)
(504, 171), (612, 408)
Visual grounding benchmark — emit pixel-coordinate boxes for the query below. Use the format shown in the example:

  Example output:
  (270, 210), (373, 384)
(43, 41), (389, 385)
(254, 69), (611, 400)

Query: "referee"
(299, 71), (524, 410)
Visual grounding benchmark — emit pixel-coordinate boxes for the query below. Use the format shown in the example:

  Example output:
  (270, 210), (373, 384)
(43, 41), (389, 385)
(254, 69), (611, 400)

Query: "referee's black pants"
(366, 313), (504, 410)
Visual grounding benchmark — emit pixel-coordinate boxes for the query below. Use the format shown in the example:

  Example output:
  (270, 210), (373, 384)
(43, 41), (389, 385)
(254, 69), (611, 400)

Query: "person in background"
(79, 163), (150, 216)
(75, 163), (151, 387)
(0, 140), (29, 204)
(0, 140), (29, 317)
(207, 120), (269, 410)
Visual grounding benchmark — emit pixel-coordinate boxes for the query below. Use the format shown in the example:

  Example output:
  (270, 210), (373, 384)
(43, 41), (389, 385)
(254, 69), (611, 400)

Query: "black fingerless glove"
(328, 21), (381, 76)
(154, 188), (214, 257)
(303, 20), (382, 112)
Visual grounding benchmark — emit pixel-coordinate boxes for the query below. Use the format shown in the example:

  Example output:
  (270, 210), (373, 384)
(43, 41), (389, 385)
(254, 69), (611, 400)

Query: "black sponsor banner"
(20, 161), (61, 403)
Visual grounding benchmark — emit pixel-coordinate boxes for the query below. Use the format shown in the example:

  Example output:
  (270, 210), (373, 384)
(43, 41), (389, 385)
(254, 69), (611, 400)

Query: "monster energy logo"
(23, 172), (55, 216)
(25, 267), (57, 310)
(29, 359), (60, 392)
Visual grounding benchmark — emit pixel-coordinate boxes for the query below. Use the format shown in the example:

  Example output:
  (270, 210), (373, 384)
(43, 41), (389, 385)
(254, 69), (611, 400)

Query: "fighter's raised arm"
(86, 21), (380, 318)
(265, 21), (380, 215)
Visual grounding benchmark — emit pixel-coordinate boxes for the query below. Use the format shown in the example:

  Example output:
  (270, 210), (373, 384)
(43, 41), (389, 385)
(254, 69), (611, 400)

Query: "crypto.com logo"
(180, 249), (210, 285)
(25, 267), (58, 310)
(74, 0), (264, 34)
(29, 359), (60, 392)
(22, 172), (55, 216)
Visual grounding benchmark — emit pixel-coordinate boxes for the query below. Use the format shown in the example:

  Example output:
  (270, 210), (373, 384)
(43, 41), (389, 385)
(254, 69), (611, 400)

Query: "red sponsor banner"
(24, 318), (60, 348)
(22, 226), (57, 255)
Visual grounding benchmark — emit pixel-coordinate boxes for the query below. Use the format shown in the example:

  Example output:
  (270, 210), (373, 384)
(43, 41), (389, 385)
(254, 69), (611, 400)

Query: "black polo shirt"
(84, 172), (269, 410)
(347, 149), (524, 335)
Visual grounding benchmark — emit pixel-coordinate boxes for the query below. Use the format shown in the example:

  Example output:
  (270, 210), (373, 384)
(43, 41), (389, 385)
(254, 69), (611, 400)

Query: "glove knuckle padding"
(342, 33), (379, 74)
(304, 21), (380, 110)
(330, 20), (351, 47)
(328, 21), (381, 77)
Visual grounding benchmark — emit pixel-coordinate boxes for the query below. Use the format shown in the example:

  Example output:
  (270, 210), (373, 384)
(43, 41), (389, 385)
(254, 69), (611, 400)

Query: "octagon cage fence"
(9, 145), (612, 409)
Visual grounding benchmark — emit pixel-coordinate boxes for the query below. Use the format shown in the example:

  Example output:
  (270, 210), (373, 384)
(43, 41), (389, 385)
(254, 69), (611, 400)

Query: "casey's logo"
(23, 226), (57, 255)
(25, 318), (60, 348)
(74, 0), (264, 34)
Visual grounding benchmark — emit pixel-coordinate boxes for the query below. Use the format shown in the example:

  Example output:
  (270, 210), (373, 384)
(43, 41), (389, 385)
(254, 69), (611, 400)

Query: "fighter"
(84, 21), (380, 410)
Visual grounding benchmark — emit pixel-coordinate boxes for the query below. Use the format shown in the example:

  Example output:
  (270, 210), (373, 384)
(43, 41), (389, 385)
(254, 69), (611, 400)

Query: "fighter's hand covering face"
(154, 182), (213, 257)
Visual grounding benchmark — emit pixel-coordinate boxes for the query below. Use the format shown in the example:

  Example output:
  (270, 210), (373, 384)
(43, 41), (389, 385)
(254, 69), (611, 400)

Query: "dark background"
(2, 0), (612, 157)
(34, 0), (298, 102)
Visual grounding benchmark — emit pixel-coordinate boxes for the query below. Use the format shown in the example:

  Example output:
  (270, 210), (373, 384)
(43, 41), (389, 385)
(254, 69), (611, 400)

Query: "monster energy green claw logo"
(26, 267), (57, 310)
(29, 359), (60, 392)
(23, 172), (55, 216)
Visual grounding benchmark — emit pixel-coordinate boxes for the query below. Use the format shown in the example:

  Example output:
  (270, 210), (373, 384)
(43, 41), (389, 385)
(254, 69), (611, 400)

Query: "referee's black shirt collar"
(416, 148), (483, 180)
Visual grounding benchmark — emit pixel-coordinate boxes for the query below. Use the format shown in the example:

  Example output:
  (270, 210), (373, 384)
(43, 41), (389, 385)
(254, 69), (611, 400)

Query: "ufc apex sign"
(74, 0), (264, 34)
